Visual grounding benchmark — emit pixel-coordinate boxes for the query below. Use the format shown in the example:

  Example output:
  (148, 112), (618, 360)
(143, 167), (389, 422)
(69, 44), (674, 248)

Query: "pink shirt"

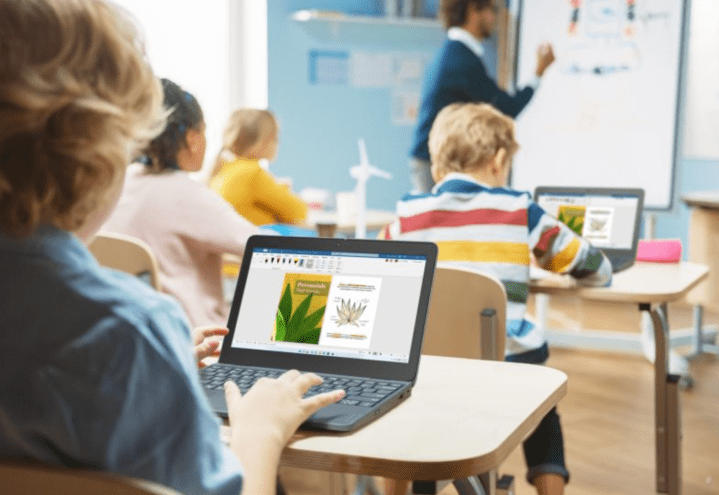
(103, 165), (259, 327)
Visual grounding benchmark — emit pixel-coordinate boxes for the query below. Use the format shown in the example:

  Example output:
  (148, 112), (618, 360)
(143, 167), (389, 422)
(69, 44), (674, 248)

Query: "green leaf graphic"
(278, 283), (292, 326)
(299, 306), (326, 337)
(296, 328), (321, 345)
(287, 293), (313, 341)
(275, 310), (286, 341)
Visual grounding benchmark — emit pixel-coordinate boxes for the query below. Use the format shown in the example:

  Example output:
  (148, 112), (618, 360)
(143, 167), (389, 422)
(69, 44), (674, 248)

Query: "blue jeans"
(505, 344), (570, 484)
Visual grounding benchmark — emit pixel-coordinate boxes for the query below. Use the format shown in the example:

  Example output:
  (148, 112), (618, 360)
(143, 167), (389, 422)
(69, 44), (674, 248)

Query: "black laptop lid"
(533, 187), (645, 261)
(219, 236), (438, 383)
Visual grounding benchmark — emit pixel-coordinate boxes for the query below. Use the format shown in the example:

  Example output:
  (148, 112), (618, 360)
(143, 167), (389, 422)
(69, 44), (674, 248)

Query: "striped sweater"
(381, 173), (612, 357)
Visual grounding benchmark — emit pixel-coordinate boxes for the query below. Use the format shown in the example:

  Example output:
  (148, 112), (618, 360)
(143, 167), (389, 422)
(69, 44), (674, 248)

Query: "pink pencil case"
(636, 239), (682, 263)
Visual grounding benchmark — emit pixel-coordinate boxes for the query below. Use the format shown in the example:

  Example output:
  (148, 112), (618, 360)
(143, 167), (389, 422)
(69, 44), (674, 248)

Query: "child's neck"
(457, 169), (505, 188)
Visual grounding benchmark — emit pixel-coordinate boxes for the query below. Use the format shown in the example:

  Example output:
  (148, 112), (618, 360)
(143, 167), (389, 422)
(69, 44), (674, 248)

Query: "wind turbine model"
(350, 138), (392, 239)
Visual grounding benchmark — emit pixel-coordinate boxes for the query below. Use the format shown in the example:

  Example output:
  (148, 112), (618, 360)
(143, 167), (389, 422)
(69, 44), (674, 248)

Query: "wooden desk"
(531, 262), (709, 495)
(305, 210), (396, 237)
(280, 356), (567, 493)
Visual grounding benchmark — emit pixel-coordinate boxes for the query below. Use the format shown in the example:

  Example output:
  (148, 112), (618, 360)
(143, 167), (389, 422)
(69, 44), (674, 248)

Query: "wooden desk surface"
(531, 261), (709, 304)
(682, 191), (719, 209)
(280, 355), (567, 480)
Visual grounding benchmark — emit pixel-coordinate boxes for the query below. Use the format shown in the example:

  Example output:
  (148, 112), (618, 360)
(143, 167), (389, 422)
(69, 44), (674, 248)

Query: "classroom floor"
(280, 299), (719, 495)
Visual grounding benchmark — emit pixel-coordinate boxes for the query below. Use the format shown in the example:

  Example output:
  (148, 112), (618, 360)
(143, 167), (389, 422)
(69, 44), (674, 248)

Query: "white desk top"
(682, 191), (719, 209)
(279, 355), (567, 480)
(531, 261), (709, 304)
(305, 209), (396, 234)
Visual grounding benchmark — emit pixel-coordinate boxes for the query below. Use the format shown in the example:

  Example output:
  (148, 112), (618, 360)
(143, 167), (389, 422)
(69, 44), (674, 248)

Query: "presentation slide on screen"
(537, 194), (638, 249)
(512, 0), (686, 209)
(230, 251), (425, 363)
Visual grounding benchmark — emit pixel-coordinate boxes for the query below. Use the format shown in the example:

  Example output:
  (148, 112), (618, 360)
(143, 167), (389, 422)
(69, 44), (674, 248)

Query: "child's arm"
(528, 202), (612, 287)
(224, 373), (344, 495)
(250, 168), (308, 224)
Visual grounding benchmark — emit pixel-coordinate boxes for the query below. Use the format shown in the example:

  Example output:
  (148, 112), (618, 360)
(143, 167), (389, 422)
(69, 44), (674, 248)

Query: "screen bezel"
(218, 235), (438, 383)
(533, 186), (645, 259)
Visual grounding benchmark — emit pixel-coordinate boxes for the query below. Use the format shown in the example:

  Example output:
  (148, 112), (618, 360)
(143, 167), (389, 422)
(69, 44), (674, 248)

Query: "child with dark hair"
(103, 78), (259, 328)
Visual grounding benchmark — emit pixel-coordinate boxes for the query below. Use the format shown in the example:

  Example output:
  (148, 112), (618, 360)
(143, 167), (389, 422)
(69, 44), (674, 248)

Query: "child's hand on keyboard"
(224, 370), (345, 477)
(191, 326), (229, 368)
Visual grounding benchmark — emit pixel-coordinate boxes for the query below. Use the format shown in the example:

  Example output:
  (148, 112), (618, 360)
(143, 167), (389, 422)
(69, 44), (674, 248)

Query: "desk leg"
(454, 475), (490, 495)
(411, 476), (492, 495)
(641, 303), (682, 495)
(352, 476), (382, 495)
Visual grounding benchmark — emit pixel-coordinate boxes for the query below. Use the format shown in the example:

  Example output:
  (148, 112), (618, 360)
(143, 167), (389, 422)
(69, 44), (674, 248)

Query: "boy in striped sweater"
(381, 103), (612, 495)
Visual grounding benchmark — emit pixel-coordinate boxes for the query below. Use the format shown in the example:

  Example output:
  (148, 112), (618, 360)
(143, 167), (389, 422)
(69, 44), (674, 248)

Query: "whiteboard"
(511, 0), (688, 209)
(683, 0), (719, 160)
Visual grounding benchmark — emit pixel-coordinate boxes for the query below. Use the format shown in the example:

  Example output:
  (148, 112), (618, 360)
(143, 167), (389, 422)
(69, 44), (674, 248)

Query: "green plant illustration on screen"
(557, 206), (585, 236)
(275, 283), (326, 345)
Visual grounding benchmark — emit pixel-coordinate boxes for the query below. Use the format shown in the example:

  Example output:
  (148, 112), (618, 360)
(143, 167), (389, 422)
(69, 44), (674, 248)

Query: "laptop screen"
(535, 191), (641, 250)
(229, 246), (427, 364)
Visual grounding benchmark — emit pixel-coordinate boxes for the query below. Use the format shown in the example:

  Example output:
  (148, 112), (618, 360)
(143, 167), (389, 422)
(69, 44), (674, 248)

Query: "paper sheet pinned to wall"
(350, 52), (394, 87)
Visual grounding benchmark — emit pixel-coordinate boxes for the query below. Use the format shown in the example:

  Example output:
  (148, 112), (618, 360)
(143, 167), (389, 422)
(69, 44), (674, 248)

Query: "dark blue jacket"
(410, 39), (535, 160)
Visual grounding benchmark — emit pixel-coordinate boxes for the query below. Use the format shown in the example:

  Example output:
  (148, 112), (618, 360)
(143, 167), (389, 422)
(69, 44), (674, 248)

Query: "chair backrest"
(88, 232), (161, 291)
(0, 461), (182, 495)
(423, 262), (507, 361)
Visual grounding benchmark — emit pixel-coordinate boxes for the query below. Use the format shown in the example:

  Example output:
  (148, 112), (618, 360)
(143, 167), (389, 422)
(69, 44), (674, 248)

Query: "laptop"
(534, 187), (645, 273)
(200, 235), (437, 432)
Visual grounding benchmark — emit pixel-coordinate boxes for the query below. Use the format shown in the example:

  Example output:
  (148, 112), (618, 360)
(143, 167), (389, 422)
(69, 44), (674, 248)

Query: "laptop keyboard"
(199, 364), (405, 408)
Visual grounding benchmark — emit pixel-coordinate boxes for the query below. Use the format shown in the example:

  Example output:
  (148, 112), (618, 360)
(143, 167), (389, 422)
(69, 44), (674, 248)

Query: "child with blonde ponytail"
(211, 109), (308, 226)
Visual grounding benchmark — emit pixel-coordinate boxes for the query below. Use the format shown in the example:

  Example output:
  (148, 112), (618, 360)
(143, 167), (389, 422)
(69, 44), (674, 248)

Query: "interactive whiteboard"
(511, 0), (688, 209)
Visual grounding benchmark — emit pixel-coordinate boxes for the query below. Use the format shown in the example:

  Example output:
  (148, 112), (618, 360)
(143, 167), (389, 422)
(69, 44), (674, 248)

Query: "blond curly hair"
(429, 103), (519, 178)
(0, 0), (165, 237)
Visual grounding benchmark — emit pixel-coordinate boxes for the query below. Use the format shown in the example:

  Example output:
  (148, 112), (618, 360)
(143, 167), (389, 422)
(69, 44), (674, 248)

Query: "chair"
(422, 262), (507, 362)
(88, 232), (161, 291)
(0, 460), (182, 495)
(383, 263), (510, 495)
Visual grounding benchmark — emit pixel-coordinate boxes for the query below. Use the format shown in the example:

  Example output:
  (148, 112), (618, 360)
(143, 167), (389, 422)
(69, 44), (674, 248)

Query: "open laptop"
(534, 187), (645, 273)
(200, 235), (437, 432)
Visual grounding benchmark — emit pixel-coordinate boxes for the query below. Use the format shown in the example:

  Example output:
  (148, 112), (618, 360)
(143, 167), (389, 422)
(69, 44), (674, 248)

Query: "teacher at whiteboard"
(408, 0), (555, 193)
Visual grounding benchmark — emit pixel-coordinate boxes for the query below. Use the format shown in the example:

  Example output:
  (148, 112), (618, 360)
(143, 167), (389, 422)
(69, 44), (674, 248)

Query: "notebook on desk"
(201, 235), (437, 432)
(534, 187), (645, 273)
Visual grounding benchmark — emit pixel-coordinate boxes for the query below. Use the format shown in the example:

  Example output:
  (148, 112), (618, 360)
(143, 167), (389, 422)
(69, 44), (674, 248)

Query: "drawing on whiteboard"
(564, 0), (641, 75)
(564, 0), (675, 76)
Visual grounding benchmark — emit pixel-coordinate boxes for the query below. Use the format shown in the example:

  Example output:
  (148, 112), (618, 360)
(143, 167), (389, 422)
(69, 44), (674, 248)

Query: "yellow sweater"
(210, 156), (308, 226)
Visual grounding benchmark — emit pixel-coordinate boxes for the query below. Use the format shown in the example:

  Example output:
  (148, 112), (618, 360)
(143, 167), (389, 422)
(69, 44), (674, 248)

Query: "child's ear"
(431, 165), (443, 183)
(185, 129), (201, 152)
(492, 148), (508, 175)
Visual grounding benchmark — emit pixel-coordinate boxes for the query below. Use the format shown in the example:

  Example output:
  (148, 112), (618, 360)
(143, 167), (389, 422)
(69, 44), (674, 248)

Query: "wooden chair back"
(0, 461), (182, 495)
(88, 232), (161, 291)
(423, 262), (507, 361)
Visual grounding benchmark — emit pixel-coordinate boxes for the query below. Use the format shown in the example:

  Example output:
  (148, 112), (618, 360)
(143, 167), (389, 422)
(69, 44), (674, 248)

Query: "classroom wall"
(266, 1), (495, 210)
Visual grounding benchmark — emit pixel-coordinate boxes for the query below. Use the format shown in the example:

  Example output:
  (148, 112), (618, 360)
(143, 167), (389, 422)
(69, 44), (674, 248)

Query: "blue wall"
(267, 1), (719, 256)
(267, 1), (495, 210)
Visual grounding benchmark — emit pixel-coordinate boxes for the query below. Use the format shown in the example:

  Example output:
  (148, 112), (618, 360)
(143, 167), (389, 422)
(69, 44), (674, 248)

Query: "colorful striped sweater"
(381, 173), (612, 357)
